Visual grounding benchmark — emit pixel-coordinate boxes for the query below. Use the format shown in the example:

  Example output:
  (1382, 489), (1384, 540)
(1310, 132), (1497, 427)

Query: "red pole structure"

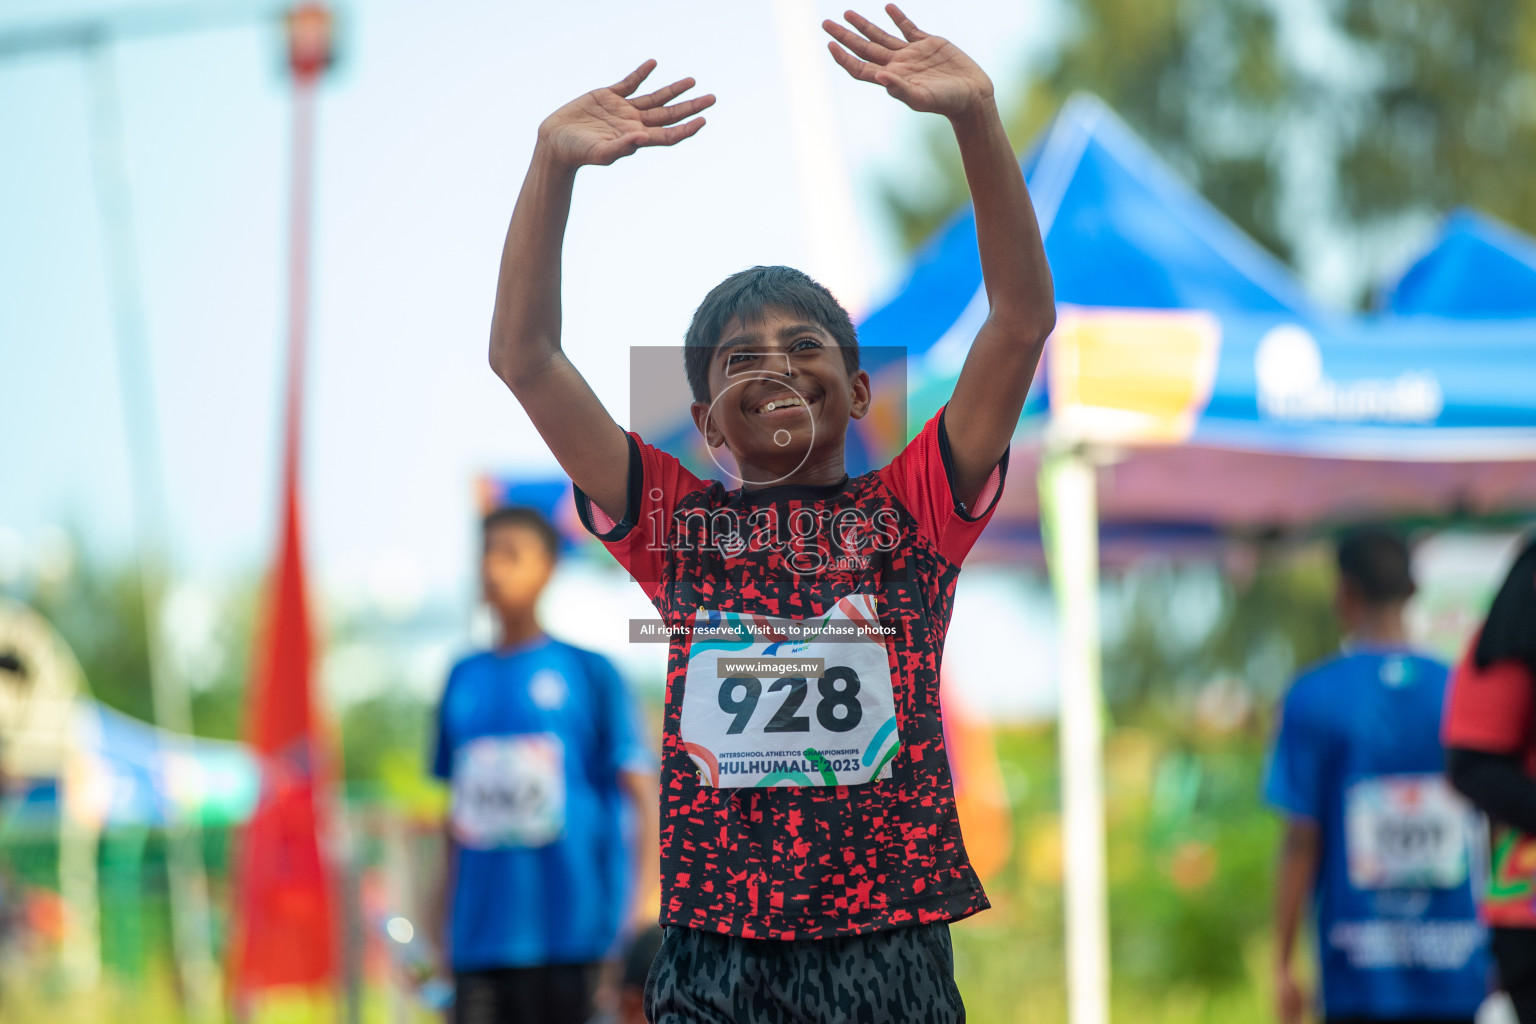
(228, 5), (337, 1017)
(283, 5), (323, 472)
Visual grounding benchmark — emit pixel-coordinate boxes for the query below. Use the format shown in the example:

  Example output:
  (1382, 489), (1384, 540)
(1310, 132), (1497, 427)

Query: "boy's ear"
(690, 400), (728, 448)
(847, 369), (872, 421)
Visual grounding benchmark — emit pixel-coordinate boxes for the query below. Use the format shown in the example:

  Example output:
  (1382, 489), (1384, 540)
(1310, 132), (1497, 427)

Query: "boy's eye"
(727, 351), (756, 365)
(791, 338), (823, 352)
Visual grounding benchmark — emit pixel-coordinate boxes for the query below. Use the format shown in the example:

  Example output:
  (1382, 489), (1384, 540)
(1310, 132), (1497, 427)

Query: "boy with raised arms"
(488, 6), (1054, 1020)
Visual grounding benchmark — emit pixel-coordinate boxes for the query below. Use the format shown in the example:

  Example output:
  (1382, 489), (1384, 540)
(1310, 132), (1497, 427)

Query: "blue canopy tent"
(863, 95), (1536, 1023)
(886, 98), (1536, 558)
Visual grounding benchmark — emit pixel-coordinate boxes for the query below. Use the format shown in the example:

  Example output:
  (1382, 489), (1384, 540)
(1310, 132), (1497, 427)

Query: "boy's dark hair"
(683, 266), (860, 404)
(1474, 535), (1536, 675)
(1336, 526), (1416, 606)
(482, 505), (560, 560)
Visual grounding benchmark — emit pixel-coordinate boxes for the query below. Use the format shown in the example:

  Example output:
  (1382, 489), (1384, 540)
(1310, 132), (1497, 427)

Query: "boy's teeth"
(760, 397), (804, 412)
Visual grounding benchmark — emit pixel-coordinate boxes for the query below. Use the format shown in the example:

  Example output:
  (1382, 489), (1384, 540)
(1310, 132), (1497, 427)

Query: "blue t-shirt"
(1264, 648), (1489, 1018)
(432, 636), (651, 971)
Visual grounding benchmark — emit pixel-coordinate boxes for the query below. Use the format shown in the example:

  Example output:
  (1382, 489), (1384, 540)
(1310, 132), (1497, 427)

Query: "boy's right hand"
(538, 61), (714, 169)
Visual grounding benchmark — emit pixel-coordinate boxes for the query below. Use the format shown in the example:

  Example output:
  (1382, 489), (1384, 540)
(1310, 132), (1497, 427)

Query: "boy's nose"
(764, 356), (798, 380)
(762, 352), (793, 378)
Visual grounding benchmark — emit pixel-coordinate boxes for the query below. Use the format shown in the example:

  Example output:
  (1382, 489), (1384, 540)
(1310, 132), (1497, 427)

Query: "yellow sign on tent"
(1048, 309), (1222, 445)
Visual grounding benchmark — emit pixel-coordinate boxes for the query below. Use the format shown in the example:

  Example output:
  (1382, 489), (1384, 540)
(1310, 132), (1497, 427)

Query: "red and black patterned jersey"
(574, 404), (1007, 940)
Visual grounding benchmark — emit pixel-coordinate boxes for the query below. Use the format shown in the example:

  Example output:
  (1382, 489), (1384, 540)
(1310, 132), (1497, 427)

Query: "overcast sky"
(0, 0), (1057, 613)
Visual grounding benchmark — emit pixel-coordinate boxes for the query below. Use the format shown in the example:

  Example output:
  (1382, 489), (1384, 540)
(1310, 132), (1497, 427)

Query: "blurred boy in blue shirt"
(432, 506), (656, 1024)
(1266, 528), (1488, 1024)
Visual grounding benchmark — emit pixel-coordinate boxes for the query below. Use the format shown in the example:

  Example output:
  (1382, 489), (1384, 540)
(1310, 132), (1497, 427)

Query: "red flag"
(228, 446), (337, 997)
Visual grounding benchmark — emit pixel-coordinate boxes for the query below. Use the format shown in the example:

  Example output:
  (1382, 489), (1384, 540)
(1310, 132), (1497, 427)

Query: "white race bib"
(679, 594), (900, 789)
(1345, 773), (1470, 890)
(451, 733), (566, 849)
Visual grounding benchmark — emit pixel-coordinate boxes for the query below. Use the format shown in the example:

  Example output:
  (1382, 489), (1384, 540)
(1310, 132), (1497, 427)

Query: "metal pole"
(82, 42), (221, 1023)
(286, 67), (316, 459)
(1040, 447), (1110, 1024)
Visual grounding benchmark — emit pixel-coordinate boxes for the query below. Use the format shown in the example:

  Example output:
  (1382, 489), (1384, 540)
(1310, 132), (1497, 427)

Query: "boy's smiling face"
(689, 305), (870, 489)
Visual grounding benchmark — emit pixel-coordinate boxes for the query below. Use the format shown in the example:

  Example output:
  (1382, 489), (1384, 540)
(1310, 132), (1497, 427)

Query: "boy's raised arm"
(825, 6), (1055, 508)
(489, 62), (714, 523)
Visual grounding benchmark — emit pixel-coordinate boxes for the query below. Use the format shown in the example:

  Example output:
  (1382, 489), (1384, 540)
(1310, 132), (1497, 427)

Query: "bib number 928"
(718, 668), (863, 735)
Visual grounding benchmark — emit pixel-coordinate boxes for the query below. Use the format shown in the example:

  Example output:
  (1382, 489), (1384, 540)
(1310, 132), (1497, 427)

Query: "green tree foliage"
(1332, 0), (1536, 236)
(338, 690), (433, 787)
(1100, 545), (1341, 713)
(18, 550), (156, 722)
(884, 0), (1536, 296)
(951, 727), (1282, 1020)
(6, 540), (254, 739)
(1199, 547), (1340, 697)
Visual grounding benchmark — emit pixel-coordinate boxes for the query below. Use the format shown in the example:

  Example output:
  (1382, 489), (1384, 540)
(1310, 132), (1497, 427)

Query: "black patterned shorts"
(643, 922), (965, 1023)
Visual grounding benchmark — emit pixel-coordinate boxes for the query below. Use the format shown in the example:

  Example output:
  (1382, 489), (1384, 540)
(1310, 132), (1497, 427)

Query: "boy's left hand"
(823, 5), (993, 119)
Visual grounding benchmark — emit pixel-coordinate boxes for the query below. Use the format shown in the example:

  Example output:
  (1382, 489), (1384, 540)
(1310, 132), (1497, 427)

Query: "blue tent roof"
(1380, 209), (1536, 318)
(1024, 95), (1311, 315)
(860, 93), (1313, 377)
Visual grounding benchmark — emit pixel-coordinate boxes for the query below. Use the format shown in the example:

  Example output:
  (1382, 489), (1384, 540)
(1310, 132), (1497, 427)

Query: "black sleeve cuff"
(937, 405), (1010, 522)
(573, 431), (644, 542)
(1447, 746), (1536, 835)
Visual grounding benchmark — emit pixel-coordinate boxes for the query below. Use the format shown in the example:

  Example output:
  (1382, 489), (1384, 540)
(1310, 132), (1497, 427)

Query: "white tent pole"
(1041, 446), (1110, 1024)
